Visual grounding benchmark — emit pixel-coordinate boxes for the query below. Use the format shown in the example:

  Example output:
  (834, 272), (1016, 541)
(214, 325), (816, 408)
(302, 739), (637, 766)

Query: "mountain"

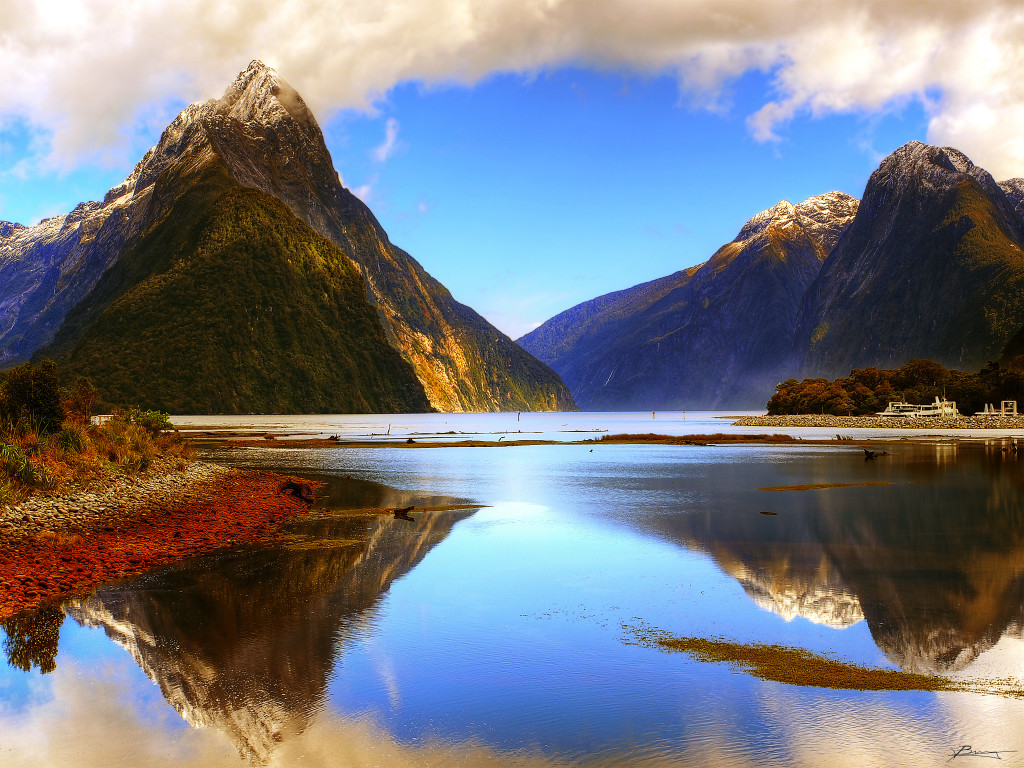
(43, 166), (431, 414)
(522, 141), (1024, 410)
(0, 61), (574, 413)
(795, 141), (1024, 377)
(519, 192), (858, 409)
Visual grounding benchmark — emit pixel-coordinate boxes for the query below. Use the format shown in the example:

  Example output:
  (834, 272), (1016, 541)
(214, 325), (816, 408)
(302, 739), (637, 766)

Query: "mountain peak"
(234, 59), (274, 84)
(0, 221), (26, 238)
(735, 192), (857, 249)
(879, 141), (1002, 197)
(216, 60), (316, 128)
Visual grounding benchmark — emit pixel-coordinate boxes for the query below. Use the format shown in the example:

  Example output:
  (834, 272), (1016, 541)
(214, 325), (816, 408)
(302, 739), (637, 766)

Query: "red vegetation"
(0, 471), (318, 622)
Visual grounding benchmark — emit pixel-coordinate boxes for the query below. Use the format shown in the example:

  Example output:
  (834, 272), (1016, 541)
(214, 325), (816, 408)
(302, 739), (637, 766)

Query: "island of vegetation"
(759, 358), (1024, 418)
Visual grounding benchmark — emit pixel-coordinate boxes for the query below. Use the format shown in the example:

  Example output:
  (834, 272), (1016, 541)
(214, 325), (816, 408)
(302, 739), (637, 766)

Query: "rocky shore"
(1, 459), (228, 541)
(0, 460), (319, 622)
(734, 414), (1024, 430)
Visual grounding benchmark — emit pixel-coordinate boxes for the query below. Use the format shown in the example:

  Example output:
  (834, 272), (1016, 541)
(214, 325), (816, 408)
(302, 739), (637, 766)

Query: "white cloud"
(372, 117), (400, 162)
(351, 179), (375, 203)
(2, 0), (1024, 177)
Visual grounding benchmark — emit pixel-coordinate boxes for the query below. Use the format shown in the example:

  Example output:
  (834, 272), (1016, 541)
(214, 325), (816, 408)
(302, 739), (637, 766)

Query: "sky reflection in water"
(3, 422), (1024, 767)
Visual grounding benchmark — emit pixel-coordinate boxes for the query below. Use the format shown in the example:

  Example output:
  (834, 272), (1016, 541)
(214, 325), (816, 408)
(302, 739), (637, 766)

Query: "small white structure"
(974, 400), (1018, 417)
(877, 397), (959, 418)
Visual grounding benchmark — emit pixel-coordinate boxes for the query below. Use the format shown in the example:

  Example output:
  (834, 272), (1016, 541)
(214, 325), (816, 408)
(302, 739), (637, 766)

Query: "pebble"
(0, 459), (233, 541)
(734, 414), (1024, 430)
(0, 462), (314, 622)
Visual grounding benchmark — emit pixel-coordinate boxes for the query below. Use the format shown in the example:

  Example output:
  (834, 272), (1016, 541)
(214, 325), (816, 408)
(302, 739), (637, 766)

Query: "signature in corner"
(948, 745), (1019, 761)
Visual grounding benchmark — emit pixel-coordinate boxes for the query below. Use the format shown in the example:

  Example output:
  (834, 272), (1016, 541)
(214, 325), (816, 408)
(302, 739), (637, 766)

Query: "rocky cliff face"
(795, 141), (1024, 378)
(0, 61), (574, 413)
(0, 194), (161, 367)
(520, 192), (858, 409)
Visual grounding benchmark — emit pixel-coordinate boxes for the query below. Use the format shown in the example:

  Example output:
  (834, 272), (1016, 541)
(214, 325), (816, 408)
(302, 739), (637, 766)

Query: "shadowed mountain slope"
(795, 141), (1024, 378)
(43, 159), (430, 414)
(524, 142), (1024, 410)
(0, 61), (573, 413)
(520, 192), (858, 409)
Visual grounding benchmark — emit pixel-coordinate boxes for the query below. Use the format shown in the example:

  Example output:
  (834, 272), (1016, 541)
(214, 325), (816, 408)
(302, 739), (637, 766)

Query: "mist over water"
(4, 413), (1024, 767)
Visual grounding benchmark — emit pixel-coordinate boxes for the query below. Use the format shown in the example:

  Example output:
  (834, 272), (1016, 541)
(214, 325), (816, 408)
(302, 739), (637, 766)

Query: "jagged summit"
(105, 60), (323, 206)
(734, 192), (858, 257)
(219, 60), (318, 129)
(871, 140), (1012, 208)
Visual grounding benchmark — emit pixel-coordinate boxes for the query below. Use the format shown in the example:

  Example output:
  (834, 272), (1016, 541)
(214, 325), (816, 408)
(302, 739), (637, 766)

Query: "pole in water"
(518, 412), (521, 421)
(652, 411), (655, 419)
(386, 424), (391, 436)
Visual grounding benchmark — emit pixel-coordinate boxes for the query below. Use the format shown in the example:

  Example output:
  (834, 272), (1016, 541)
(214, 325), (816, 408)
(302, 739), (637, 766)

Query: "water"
(3, 414), (1024, 767)
(172, 410), (1024, 441)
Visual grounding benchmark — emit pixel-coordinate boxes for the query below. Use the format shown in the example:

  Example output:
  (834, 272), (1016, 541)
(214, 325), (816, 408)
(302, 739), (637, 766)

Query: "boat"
(974, 400), (1018, 417)
(877, 397), (959, 418)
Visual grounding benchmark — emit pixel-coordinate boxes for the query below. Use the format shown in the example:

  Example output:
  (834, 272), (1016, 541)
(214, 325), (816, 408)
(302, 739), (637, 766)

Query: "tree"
(0, 360), (65, 434)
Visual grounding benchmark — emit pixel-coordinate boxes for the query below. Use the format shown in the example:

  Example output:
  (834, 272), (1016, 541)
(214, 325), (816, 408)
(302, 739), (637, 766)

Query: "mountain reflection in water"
(654, 441), (1024, 674)
(8, 433), (1024, 768)
(65, 476), (476, 766)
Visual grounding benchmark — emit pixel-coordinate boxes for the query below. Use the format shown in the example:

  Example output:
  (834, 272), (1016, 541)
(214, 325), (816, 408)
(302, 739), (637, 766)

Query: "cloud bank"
(2, 0), (1023, 177)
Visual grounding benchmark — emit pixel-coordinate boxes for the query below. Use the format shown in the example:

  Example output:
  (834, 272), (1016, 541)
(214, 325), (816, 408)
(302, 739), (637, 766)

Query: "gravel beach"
(0, 459), (230, 542)
(0, 460), (318, 621)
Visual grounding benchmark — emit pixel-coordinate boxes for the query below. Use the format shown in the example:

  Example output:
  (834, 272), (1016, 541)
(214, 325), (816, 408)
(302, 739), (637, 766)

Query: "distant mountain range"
(519, 141), (1024, 410)
(5, 67), (1022, 414)
(0, 61), (575, 414)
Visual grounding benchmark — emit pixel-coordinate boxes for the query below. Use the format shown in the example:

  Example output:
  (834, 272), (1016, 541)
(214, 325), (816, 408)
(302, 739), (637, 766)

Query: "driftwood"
(392, 505), (415, 521)
(278, 478), (317, 503)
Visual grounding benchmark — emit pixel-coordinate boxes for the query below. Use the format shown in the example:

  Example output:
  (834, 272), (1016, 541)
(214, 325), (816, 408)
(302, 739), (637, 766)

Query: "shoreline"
(734, 414), (1024, 430)
(0, 459), (319, 622)
(6, 417), (1022, 624)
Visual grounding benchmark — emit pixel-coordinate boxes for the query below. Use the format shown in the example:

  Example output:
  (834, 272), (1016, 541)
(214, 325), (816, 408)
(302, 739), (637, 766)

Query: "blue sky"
(1, 1), (1019, 339)
(320, 69), (930, 337)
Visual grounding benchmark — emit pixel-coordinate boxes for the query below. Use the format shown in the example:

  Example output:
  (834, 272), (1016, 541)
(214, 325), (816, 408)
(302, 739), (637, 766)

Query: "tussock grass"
(626, 626), (979, 693)
(0, 411), (191, 503)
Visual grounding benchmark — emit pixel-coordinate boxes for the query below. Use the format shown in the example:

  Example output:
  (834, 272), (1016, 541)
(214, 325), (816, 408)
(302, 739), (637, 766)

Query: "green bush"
(0, 360), (65, 435)
(124, 408), (172, 436)
(56, 426), (85, 453)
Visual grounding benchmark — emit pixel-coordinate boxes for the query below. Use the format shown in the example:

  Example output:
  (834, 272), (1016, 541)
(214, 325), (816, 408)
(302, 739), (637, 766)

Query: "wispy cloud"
(3, 1), (1024, 177)
(351, 175), (377, 203)
(372, 118), (400, 162)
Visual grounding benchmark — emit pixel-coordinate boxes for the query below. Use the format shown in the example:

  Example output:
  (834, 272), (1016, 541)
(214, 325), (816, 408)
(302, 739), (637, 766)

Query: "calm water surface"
(2, 413), (1024, 767)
